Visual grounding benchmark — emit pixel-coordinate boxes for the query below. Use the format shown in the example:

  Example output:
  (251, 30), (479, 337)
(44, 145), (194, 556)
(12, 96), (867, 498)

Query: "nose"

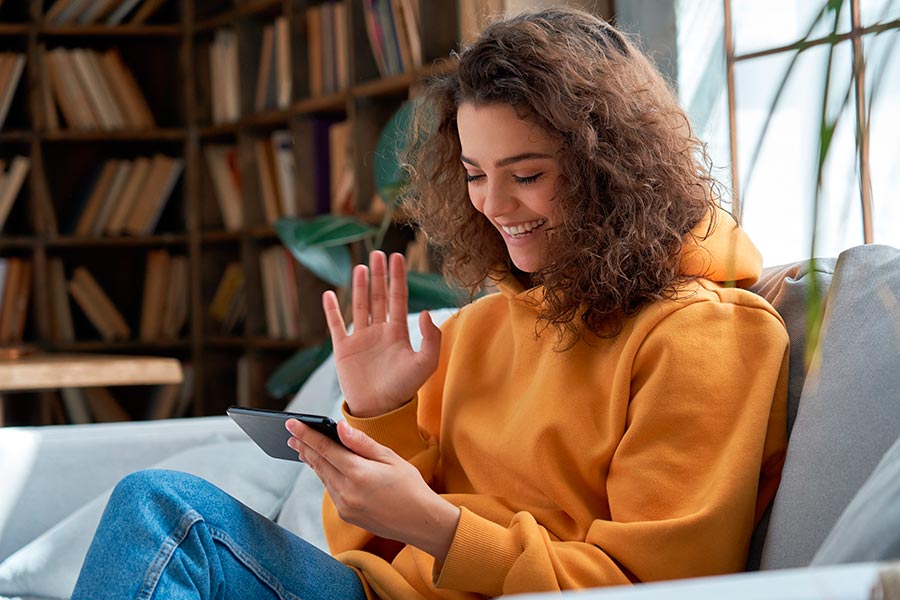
(481, 180), (516, 218)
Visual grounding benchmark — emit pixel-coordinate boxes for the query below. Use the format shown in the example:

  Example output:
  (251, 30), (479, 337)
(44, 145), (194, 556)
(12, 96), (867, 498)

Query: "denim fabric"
(71, 469), (367, 600)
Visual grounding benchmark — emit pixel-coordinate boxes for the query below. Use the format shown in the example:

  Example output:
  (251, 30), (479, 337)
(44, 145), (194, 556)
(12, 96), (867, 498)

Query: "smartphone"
(227, 406), (345, 462)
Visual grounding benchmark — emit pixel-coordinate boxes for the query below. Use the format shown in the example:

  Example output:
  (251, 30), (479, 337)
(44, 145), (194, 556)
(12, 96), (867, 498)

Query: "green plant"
(740, 0), (898, 368)
(266, 102), (465, 400)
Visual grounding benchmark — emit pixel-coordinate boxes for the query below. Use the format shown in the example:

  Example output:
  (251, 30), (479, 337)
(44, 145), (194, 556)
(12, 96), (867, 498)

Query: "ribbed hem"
(343, 396), (426, 460)
(433, 507), (520, 596)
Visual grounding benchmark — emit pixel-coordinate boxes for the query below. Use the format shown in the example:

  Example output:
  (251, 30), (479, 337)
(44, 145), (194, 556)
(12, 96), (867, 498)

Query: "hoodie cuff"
(433, 507), (521, 596)
(342, 396), (426, 460)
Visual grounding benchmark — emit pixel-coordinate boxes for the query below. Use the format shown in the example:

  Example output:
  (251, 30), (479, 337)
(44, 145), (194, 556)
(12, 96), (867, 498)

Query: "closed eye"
(515, 173), (542, 185)
(465, 173), (484, 183)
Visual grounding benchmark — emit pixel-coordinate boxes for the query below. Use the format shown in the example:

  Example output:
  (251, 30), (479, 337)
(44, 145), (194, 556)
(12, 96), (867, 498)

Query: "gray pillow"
(760, 244), (900, 569)
(813, 433), (900, 565)
(0, 441), (300, 600)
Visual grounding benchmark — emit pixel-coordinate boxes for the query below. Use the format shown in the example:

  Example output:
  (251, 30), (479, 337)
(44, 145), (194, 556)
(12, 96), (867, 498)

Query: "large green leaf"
(374, 102), (414, 206)
(265, 338), (334, 400)
(407, 271), (467, 312)
(275, 216), (377, 286)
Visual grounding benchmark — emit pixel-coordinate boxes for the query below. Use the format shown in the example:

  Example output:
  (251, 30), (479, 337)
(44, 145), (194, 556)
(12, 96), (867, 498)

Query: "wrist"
(413, 494), (460, 562)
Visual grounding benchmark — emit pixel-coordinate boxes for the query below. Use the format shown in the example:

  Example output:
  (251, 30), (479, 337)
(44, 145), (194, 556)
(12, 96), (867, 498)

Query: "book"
(204, 145), (243, 231)
(90, 160), (133, 235)
(69, 48), (120, 130)
(139, 248), (171, 340)
(253, 138), (281, 224)
(307, 5), (324, 96)
(59, 388), (92, 424)
(47, 48), (99, 129)
(270, 130), (296, 217)
(77, 0), (122, 25)
(146, 379), (182, 420)
(81, 387), (131, 422)
(48, 258), (75, 342)
(274, 16), (292, 108)
(105, 156), (151, 235)
(0, 258), (21, 342)
(209, 262), (244, 324)
(0, 53), (26, 131)
(160, 254), (188, 338)
(254, 24), (276, 112)
(100, 48), (155, 128)
(69, 265), (131, 341)
(0, 156), (30, 232)
(129, 0), (167, 25)
(0, 258), (30, 343)
(73, 159), (118, 236)
(106, 0), (143, 25)
(124, 155), (184, 235)
(36, 45), (60, 131)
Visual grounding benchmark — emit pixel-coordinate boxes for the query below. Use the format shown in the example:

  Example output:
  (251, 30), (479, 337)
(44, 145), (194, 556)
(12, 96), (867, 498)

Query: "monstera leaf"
(274, 216), (376, 287)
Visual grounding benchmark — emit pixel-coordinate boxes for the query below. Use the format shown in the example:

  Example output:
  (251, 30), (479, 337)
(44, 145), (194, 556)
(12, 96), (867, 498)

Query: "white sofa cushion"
(0, 440), (301, 600)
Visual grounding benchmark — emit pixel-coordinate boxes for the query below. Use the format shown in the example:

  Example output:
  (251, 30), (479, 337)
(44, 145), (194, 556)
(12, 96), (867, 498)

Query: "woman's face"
(457, 102), (562, 273)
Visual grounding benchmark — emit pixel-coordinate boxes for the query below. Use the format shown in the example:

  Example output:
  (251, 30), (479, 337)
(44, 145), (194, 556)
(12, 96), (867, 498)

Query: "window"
(677, 0), (900, 265)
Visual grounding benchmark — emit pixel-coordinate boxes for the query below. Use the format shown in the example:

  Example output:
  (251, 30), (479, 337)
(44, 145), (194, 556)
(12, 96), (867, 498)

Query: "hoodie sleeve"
(433, 297), (789, 596)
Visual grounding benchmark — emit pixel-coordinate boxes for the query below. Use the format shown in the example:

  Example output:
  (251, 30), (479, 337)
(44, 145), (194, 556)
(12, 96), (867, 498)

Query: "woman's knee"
(111, 469), (212, 508)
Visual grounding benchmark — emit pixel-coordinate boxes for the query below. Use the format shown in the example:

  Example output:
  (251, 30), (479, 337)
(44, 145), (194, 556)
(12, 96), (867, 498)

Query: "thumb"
(337, 420), (396, 463)
(417, 311), (442, 369)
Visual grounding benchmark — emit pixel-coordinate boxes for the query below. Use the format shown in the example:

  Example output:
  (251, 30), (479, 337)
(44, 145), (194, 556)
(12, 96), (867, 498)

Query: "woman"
(73, 7), (788, 599)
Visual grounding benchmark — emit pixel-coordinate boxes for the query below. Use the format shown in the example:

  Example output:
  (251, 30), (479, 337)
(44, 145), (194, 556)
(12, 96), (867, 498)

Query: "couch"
(1, 243), (899, 600)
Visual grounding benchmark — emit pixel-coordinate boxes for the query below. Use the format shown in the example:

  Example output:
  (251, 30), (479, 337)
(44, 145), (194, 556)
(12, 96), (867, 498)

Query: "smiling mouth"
(500, 219), (547, 238)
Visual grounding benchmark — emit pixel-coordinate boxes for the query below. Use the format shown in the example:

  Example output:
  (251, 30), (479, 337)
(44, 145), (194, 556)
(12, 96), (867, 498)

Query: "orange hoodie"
(325, 212), (789, 599)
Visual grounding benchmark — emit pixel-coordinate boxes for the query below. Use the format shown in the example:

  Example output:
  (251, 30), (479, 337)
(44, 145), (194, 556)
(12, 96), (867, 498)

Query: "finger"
(286, 420), (348, 476)
(369, 251), (388, 324)
(336, 421), (397, 464)
(352, 264), (370, 330)
(387, 253), (409, 326)
(322, 290), (347, 343)
(417, 310), (442, 371)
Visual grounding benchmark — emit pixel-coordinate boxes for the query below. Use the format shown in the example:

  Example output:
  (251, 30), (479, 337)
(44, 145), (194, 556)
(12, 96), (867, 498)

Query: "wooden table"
(0, 353), (183, 425)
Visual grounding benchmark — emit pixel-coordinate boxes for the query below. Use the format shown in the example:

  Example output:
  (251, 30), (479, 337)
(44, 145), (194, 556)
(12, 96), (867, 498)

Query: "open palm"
(322, 252), (441, 418)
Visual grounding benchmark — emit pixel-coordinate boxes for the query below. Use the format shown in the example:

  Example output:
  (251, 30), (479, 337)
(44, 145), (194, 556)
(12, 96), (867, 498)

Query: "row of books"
(204, 130), (297, 230)
(260, 246), (305, 340)
(254, 16), (292, 112)
(53, 255), (187, 343)
(0, 157), (30, 233)
(70, 154), (184, 237)
(0, 257), (32, 344)
(44, 0), (167, 26)
(363, 0), (422, 78)
(140, 249), (189, 342)
(0, 52), (26, 130)
(59, 365), (195, 425)
(42, 46), (155, 131)
(307, 1), (350, 97)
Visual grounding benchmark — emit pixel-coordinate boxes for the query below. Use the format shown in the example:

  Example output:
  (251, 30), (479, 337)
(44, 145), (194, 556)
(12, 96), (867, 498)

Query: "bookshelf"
(0, 0), (610, 426)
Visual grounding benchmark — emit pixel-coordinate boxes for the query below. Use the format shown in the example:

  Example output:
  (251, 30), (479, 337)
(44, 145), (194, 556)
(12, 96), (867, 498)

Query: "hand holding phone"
(227, 406), (345, 462)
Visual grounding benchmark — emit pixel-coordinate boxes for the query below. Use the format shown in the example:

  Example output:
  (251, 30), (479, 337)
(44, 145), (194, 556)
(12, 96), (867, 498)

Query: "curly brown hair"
(401, 7), (721, 343)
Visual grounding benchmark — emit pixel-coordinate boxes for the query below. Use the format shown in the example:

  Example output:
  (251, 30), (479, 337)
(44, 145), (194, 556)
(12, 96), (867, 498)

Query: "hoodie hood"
(680, 206), (762, 288)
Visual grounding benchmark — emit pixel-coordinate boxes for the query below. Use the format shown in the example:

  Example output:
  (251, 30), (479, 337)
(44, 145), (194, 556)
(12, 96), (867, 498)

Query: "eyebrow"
(460, 152), (554, 168)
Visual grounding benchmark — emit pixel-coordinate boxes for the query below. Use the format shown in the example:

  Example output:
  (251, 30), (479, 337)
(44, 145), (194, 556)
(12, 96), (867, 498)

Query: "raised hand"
(322, 251), (441, 418)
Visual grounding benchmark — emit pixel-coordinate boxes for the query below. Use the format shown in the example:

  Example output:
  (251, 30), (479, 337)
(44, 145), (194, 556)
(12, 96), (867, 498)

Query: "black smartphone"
(227, 406), (345, 462)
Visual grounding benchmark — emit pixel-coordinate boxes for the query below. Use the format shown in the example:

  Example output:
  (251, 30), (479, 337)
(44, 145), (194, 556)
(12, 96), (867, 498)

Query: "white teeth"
(501, 219), (546, 237)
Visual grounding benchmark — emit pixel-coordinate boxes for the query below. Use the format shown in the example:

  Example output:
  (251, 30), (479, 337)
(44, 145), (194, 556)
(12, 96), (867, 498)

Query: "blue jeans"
(71, 469), (368, 600)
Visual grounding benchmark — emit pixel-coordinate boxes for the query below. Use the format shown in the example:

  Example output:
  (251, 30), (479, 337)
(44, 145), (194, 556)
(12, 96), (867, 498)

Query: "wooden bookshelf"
(0, 0), (611, 426)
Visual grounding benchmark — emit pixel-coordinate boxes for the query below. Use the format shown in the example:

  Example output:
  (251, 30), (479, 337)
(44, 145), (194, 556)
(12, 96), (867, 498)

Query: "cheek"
(468, 186), (486, 214)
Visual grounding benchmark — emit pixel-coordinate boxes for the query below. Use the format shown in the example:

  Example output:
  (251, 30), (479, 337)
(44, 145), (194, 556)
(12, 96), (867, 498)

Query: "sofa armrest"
(503, 562), (883, 599)
(0, 416), (241, 562)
